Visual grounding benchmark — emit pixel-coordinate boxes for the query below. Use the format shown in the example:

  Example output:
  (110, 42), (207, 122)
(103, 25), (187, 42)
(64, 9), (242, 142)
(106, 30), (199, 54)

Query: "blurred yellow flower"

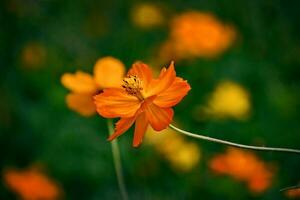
(131, 3), (164, 29)
(209, 148), (274, 193)
(61, 57), (125, 116)
(3, 167), (61, 200)
(21, 42), (46, 69)
(204, 81), (250, 120)
(146, 126), (201, 172)
(160, 11), (235, 60)
(286, 188), (300, 199)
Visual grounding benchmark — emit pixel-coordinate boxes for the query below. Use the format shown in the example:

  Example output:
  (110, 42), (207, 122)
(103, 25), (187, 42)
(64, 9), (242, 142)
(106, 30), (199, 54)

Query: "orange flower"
(21, 42), (46, 69)
(160, 11), (235, 60)
(286, 188), (300, 199)
(3, 167), (61, 200)
(61, 57), (125, 116)
(94, 61), (191, 147)
(209, 148), (273, 193)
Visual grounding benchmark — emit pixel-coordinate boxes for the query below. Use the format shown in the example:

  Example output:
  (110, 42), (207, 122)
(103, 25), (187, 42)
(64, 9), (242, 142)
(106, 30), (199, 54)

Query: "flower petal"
(153, 77), (191, 107)
(61, 71), (98, 94)
(66, 93), (96, 116)
(133, 113), (148, 147)
(127, 62), (153, 90)
(108, 117), (136, 141)
(94, 57), (125, 88)
(94, 88), (141, 118)
(146, 103), (174, 131)
(146, 61), (176, 97)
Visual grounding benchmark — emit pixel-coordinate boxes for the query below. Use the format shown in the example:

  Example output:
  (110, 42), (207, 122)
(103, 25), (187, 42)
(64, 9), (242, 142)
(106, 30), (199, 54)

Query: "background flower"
(20, 42), (47, 69)
(285, 188), (300, 199)
(146, 125), (201, 172)
(209, 148), (274, 193)
(131, 3), (165, 29)
(201, 81), (250, 120)
(3, 166), (61, 200)
(61, 56), (125, 116)
(159, 11), (236, 61)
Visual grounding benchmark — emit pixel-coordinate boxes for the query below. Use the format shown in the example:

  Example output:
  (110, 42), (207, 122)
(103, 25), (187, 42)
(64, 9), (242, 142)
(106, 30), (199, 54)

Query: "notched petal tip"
(146, 61), (177, 97)
(108, 117), (136, 142)
(107, 134), (116, 141)
(132, 141), (142, 148)
(169, 60), (175, 68)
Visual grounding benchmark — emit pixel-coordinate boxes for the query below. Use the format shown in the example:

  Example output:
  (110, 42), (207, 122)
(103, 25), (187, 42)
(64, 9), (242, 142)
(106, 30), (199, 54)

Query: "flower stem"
(107, 119), (128, 200)
(280, 185), (300, 192)
(169, 124), (300, 154)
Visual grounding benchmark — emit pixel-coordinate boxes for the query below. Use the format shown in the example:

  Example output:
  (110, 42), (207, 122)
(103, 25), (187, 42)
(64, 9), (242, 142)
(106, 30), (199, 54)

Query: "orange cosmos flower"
(94, 61), (191, 147)
(61, 56), (125, 116)
(3, 167), (61, 200)
(286, 188), (300, 199)
(160, 11), (236, 60)
(210, 148), (274, 193)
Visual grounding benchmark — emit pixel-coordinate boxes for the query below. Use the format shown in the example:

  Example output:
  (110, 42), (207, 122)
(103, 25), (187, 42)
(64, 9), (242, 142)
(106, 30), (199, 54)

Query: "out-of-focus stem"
(107, 119), (128, 200)
(169, 124), (300, 154)
(280, 185), (300, 192)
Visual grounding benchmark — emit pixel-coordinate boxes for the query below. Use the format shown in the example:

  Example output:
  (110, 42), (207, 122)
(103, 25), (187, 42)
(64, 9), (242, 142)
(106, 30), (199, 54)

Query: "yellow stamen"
(122, 75), (144, 100)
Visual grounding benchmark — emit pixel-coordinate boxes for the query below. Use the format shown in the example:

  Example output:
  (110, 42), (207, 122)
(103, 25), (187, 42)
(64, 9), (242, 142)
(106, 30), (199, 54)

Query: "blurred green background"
(1, 0), (300, 199)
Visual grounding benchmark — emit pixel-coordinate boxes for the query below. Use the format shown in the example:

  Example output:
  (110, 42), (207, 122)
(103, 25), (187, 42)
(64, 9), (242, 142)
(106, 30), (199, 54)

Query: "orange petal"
(146, 61), (176, 97)
(154, 77), (191, 107)
(133, 113), (148, 147)
(94, 88), (141, 118)
(94, 57), (125, 88)
(66, 93), (96, 116)
(146, 103), (174, 131)
(61, 71), (98, 94)
(128, 62), (153, 90)
(108, 117), (136, 141)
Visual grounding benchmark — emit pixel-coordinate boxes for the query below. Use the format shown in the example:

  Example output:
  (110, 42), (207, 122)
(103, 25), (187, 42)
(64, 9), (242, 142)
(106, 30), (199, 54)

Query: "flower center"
(122, 75), (144, 101)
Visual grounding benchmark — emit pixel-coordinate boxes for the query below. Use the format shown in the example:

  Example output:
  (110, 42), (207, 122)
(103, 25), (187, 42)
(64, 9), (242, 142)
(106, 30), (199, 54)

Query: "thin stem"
(107, 119), (128, 200)
(169, 124), (300, 154)
(280, 185), (300, 192)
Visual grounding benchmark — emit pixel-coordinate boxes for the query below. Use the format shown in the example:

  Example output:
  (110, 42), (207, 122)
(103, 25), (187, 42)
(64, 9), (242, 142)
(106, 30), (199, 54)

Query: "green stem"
(107, 119), (128, 200)
(169, 124), (300, 154)
(280, 185), (300, 192)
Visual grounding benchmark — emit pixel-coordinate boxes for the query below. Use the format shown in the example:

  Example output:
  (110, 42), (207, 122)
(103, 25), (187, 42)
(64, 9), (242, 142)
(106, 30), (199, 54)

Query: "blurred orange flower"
(146, 126), (201, 172)
(21, 42), (46, 69)
(286, 188), (300, 199)
(160, 11), (236, 60)
(61, 57), (125, 116)
(210, 148), (274, 193)
(3, 167), (61, 200)
(94, 61), (191, 147)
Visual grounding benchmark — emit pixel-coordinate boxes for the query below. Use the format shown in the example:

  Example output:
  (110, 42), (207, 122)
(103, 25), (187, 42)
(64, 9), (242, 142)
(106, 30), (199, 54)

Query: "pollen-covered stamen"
(122, 75), (144, 100)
